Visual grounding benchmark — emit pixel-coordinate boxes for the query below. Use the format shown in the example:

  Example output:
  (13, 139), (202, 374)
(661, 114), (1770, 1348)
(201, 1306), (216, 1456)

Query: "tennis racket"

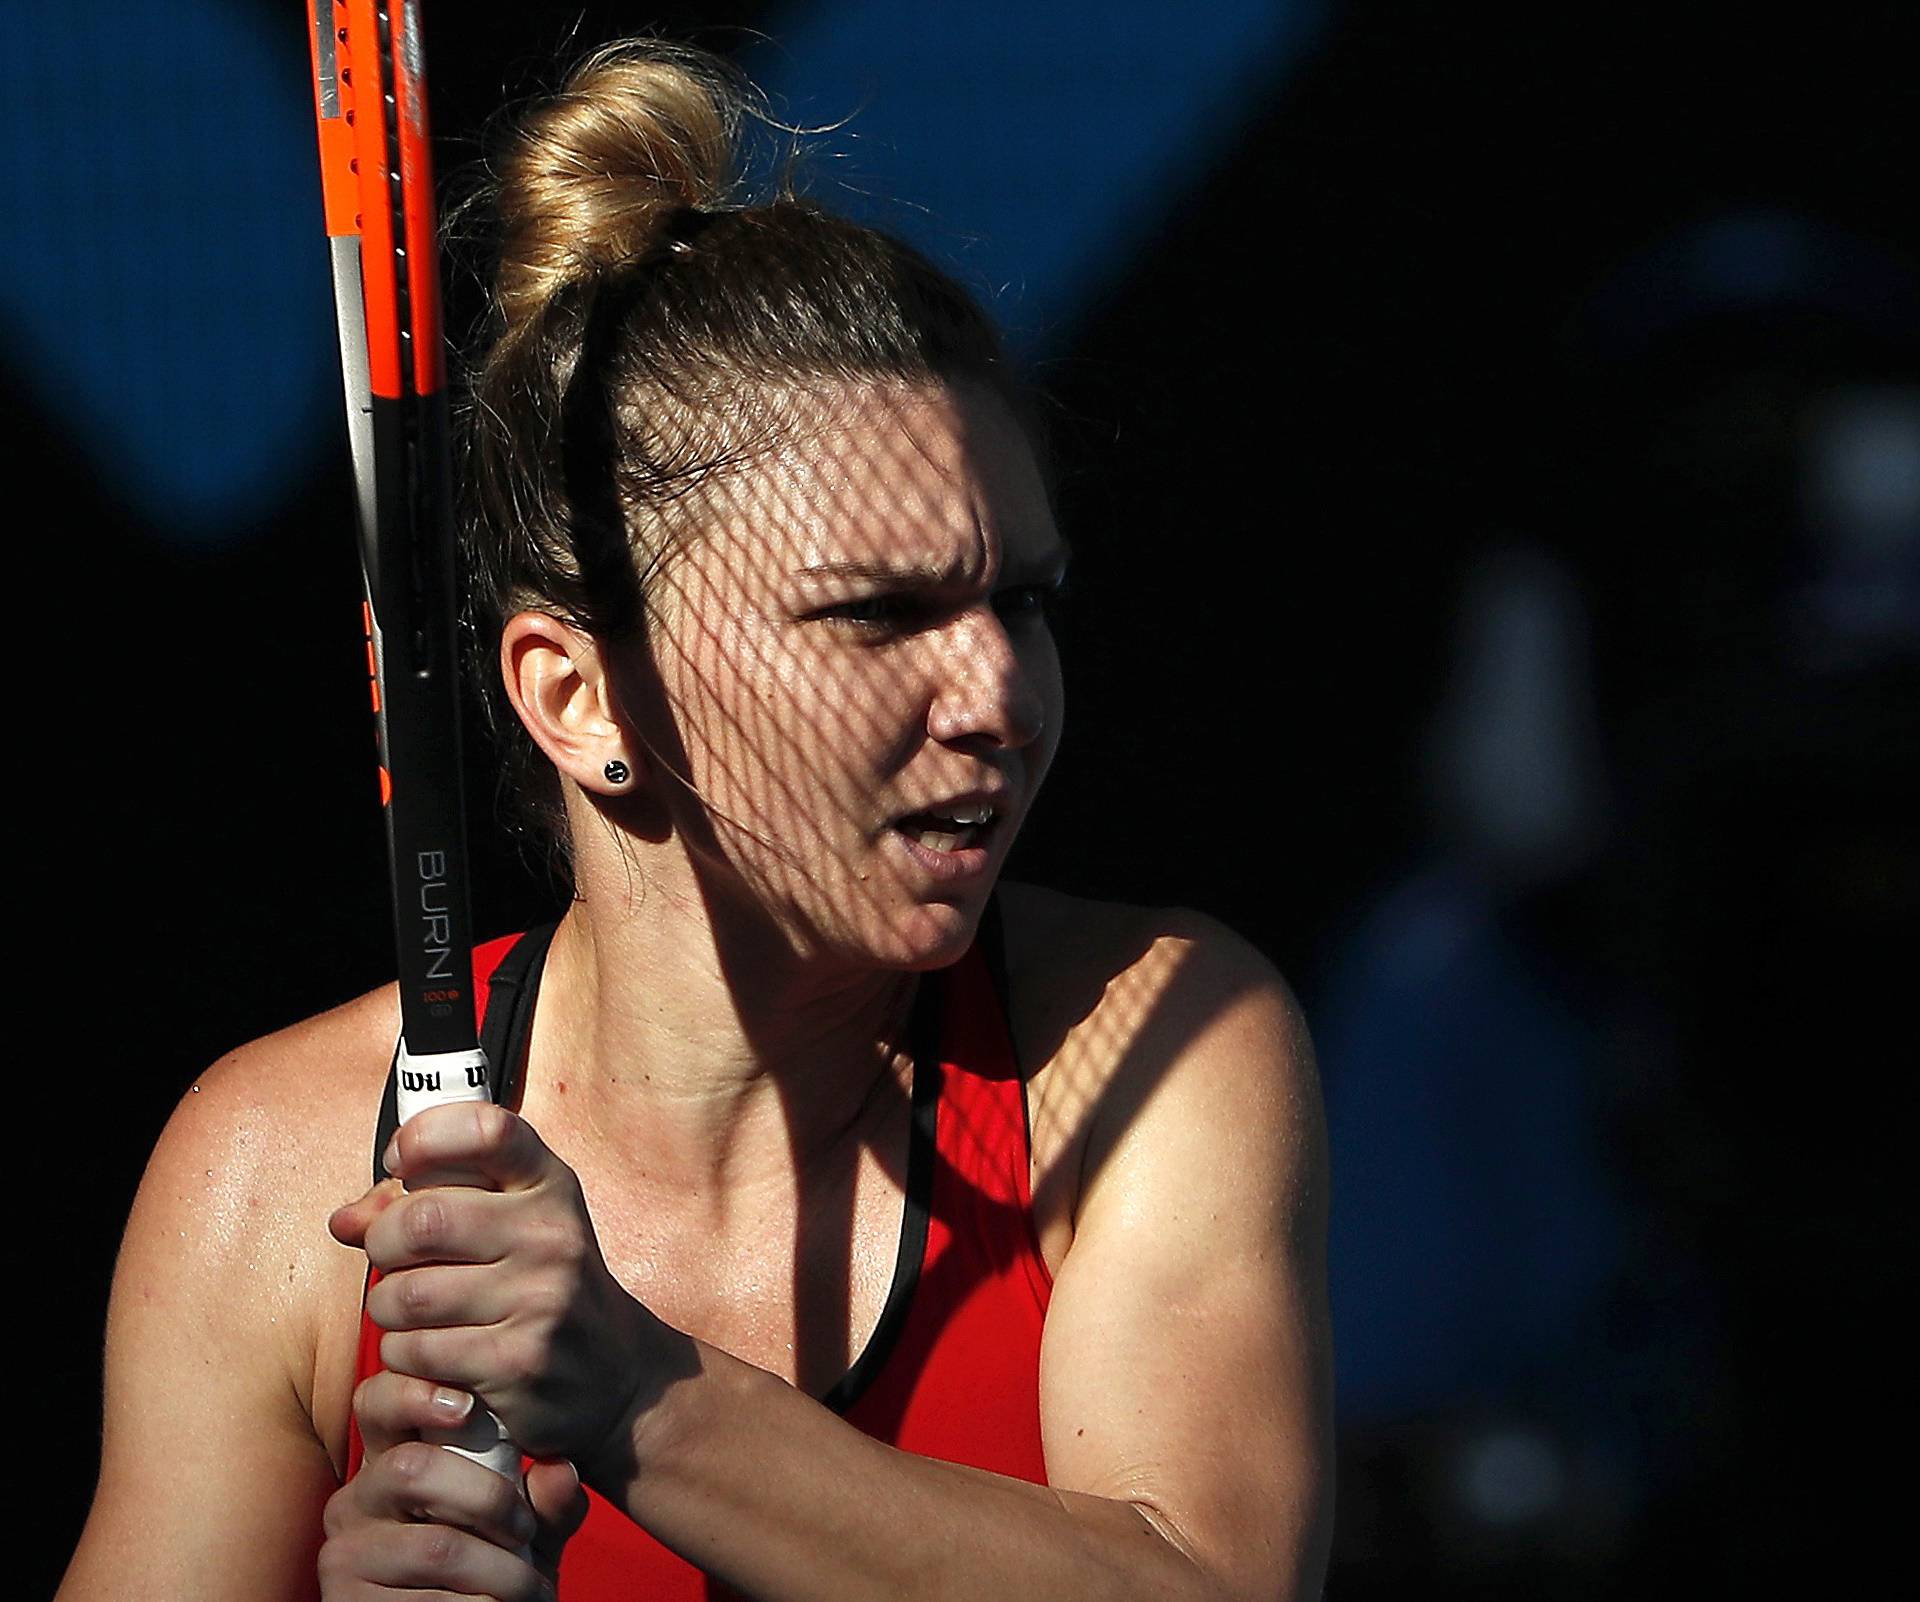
(306, 0), (518, 1484)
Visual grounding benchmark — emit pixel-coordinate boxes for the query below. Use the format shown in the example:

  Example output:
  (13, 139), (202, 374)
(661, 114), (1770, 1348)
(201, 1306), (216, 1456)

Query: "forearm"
(588, 1338), (1227, 1602)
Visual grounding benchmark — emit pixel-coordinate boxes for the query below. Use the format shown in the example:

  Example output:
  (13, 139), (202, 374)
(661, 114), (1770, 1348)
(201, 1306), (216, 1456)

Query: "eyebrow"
(795, 539), (1072, 587)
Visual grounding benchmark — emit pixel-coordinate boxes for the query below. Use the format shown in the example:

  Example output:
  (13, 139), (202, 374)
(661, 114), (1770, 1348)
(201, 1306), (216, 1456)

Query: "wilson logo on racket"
(397, 1060), (488, 1095)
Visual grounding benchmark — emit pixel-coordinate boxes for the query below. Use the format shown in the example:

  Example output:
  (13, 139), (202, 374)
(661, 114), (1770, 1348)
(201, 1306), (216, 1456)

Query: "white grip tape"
(391, 1039), (523, 1493)
(444, 1411), (522, 1481)
(394, 1043), (492, 1124)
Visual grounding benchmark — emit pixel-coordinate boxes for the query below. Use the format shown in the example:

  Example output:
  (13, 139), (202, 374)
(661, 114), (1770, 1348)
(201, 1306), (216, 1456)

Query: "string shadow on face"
(560, 358), (1262, 1436)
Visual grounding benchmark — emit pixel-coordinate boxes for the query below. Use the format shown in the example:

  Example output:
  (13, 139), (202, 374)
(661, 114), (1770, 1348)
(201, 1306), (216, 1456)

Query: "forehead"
(712, 382), (1056, 579)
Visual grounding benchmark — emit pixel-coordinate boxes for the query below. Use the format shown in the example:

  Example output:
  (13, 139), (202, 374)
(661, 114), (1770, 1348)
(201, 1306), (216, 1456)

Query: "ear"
(500, 611), (643, 797)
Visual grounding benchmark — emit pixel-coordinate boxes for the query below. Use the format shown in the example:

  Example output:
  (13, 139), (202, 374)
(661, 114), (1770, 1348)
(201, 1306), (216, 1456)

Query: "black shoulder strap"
(819, 957), (943, 1415)
(483, 921), (560, 1109)
(371, 922), (562, 1183)
(976, 889), (1033, 1153)
(976, 890), (1010, 1022)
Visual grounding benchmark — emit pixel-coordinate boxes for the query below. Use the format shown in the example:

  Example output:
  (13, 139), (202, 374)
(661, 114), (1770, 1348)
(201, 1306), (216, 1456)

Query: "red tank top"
(347, 917), (1054, 1597)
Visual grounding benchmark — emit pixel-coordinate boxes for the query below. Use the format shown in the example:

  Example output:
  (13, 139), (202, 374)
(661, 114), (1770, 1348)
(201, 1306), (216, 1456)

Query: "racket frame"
(306, 0), (517, 1484)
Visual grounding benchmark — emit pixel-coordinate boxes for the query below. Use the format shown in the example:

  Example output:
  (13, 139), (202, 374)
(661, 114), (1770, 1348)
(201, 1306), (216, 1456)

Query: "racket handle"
(424, 1410), (530, 1563)
(394, 1044), (492, 1124)
(393, 1041), (524, 1489)
(442, 1412), (523, 1482)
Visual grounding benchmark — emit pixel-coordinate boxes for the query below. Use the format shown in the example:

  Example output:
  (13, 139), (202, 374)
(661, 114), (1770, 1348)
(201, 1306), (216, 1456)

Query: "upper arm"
(58, 1051), (349, 1602)
(1036, 914), (1333, 1602)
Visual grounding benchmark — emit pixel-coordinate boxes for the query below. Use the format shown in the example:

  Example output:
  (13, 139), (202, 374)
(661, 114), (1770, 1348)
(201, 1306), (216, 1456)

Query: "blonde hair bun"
(491, 41), (751, 331)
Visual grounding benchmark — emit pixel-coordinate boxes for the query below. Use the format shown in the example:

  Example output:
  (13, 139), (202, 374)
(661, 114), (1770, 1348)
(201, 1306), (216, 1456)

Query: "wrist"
(578, 1312), (710, 1496)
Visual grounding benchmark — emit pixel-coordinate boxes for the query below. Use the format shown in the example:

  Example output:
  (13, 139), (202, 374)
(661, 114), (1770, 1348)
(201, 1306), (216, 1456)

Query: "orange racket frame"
(305, 0), (518, 1484)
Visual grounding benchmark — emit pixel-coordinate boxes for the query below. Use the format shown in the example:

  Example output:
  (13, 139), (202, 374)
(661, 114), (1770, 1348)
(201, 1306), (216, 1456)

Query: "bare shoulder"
(996, 885), (1333, 1597)
(996, 880), (1305, 1025)
(60, 985), (404, 1599)
(113, 982), (401, 1447)
(994, 882), (1322, 1266)
(140, 981), (400, 1249)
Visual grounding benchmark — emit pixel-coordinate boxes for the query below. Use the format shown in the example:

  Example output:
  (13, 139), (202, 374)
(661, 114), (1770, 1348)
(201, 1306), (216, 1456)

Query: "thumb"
(524, 1458), (589, 1578)
(327, 1178), (403, 1247)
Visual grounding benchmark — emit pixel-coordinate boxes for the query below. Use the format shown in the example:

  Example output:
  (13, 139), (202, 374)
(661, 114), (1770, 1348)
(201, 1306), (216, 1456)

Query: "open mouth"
(892, 803), (998, 855)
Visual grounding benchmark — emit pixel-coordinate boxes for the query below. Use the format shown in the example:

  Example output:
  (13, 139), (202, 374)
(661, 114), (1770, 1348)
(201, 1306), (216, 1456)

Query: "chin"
(860, 896), (987, 973)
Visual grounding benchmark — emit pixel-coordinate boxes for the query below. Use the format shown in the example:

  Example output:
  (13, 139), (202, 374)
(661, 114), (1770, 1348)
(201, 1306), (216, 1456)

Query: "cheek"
(669, 616), (924, 824)
(672, 622), (791, 792)
(644, 581), (779, 805)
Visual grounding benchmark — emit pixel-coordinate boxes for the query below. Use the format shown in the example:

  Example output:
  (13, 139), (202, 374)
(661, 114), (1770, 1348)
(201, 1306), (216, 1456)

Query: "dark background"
(22, 2), (1914, 1596)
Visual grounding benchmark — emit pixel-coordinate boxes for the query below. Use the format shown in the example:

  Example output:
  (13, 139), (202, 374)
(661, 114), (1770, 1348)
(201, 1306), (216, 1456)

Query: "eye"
(992, 576), (1067, 623)
(815, 594), (931, 630)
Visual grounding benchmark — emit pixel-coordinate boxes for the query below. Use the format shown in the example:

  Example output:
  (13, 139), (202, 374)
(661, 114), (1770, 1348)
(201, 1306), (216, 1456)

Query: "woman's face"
(631, 381), (1067, 971)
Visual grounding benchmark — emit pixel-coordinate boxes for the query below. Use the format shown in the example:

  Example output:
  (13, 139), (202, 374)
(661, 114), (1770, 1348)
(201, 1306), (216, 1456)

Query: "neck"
(519, 875), (920, 1203)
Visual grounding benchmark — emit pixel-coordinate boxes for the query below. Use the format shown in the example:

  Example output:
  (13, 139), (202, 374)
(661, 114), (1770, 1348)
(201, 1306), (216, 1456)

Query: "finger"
(353, 1369), (481, 1458)
(318, 1519), (550, 1602)
(367, 1262), (516, 1335)
(352, 1438), (538, 1554)
(362, 1185), (507, 1273)
(385, 1101), (558, 1192)
(328, 1178), (404, 1248)
(524, 1459), (589, 1577)
(379, 1320), (516, 1399)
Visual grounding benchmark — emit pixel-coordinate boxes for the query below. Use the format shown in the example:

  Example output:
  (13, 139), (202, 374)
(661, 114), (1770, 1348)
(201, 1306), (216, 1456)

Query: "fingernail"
(431, 1387), (474, 1419)
(381, 1133), (401, 1175)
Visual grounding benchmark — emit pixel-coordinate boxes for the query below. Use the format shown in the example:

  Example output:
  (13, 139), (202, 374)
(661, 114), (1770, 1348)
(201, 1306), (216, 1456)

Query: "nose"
(926, 606), (1048, 751)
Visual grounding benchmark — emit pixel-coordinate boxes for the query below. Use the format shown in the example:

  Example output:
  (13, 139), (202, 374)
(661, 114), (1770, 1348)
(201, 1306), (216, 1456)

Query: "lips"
(892, 801), (997, 853)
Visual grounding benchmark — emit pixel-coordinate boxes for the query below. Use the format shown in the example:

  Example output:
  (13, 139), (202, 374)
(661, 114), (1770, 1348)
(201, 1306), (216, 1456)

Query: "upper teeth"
(934, 805), (994, 826)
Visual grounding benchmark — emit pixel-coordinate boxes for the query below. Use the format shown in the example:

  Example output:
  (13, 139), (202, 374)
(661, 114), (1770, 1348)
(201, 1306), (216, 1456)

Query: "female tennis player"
(60, 41), (1331, 1602)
